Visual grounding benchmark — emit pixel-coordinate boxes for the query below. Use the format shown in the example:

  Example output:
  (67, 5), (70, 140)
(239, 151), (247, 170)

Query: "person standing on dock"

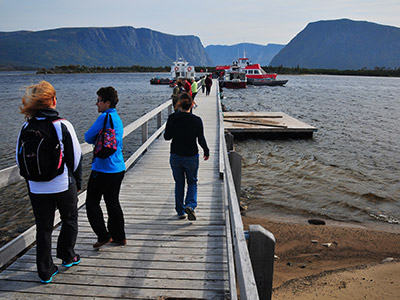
(191, 78), (198, 100)
(205, 75), (212, 96)
(171, 79), (183, 111)
(183, 78), (192, 97)
(200, 76), (206, 93)
(164, 92), (209, 220)
(85, 86), (126, 249)
(16, 80), (82, 284)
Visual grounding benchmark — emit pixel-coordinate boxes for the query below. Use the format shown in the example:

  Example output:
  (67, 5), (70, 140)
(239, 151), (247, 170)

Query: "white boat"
(219, 64), (247, 89)
(171, 58), (196, 79)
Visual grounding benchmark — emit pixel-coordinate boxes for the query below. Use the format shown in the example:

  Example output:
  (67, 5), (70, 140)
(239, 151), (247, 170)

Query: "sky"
(1, 0), (400, 46)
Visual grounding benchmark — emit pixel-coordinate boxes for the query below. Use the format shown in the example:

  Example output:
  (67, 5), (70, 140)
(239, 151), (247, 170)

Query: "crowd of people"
(171, 75), (212, 110)
(15, 77), (212, 284)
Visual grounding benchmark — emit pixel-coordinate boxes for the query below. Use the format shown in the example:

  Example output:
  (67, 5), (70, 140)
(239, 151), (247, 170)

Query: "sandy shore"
(242, 216), (400, 299)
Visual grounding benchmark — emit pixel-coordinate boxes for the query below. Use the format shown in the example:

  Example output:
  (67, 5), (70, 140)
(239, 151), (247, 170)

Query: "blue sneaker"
(40, 268), (58, 284)
(61, 254), (81, 268)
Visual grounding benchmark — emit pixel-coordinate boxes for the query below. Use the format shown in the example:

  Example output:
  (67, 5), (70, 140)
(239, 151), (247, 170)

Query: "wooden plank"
(50, 243), (227, 256)
(0, 280), (229, 299)
(20, 250), (228, 265)
(7, 262), (229, 281)
(13, 255), (228, 272)
(1, 270), (228, 290)
(223, 111), (317, 133)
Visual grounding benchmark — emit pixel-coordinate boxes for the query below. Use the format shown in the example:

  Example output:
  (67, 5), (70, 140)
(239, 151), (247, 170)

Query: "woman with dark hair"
(16, 80), (82, 284)
(85, 86), (126, 249)
(164, 92), (209, 221)
(205, 75), (212, 96)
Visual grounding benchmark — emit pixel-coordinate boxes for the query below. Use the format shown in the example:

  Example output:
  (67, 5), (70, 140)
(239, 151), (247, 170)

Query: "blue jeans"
(169, 153), (199, 215)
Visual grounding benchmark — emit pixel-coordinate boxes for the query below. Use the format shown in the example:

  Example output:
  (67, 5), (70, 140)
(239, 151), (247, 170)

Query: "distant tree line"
(36, 65), (170, 74)
(5, 64), (399, 77)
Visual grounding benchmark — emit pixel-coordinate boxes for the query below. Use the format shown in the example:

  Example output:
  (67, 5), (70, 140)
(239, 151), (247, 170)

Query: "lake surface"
(0, 72), (399, 232)
(221, 74), (400, 230)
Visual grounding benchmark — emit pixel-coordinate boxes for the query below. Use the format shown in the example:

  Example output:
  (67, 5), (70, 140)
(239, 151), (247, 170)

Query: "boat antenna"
(242, 35), (246, 58)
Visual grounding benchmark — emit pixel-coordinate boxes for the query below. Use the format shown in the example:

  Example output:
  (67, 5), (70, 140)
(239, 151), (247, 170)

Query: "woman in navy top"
(164, 92), (209, 221)
(85, 86), (126, 248)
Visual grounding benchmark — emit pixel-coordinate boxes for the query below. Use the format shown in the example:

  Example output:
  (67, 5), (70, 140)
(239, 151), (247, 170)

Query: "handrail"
(217, 83), (259, 300)
(0, 100), (173, 189)
(0, 99), (173, 268)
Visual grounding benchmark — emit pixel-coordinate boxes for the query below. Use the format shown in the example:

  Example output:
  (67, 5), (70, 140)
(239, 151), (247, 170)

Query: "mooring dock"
(224, 111), (317, 139)
(0, 81), (260, 299)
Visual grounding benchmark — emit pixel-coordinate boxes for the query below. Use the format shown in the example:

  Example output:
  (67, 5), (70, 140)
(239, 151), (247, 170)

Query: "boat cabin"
(171, 58), (196, 79)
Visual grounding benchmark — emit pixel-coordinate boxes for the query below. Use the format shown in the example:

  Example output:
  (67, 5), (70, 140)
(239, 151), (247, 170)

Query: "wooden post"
(142, 122), (148, 144)
(248, 225), (275, 300)
(225, 132), (234, 151)
(157, 111), (162, 129)
(228, 151), (241, 204)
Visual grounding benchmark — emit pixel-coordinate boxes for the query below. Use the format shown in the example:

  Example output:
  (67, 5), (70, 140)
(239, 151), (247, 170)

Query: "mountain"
(0, 26), (213, 68)
(270, 19), (400, 70)
(205, 43), (285, 66)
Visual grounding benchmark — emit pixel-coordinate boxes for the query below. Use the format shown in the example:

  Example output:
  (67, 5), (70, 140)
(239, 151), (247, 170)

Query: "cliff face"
(205, 43), (285, 66)
(0, 26), (213, 68)
(270, 19), (400, 70)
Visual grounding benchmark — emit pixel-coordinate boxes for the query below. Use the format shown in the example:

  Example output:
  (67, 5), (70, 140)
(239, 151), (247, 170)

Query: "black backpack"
(17, 117), (64, 181)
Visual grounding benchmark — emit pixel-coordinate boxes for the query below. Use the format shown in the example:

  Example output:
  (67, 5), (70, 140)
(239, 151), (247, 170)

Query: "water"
(0, 72), (171, 168)
(0, 72), (399, 234)
(222, 75), (400, 229)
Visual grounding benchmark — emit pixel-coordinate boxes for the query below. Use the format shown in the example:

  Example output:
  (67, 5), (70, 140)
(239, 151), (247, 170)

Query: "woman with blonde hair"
(16, 81), (82, 283)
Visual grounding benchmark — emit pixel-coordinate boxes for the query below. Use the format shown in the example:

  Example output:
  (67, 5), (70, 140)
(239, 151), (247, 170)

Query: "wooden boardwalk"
(0, 85), (231, 299)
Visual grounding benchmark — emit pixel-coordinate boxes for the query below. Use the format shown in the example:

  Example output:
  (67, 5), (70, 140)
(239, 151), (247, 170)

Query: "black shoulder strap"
(102, 113), (114, 129)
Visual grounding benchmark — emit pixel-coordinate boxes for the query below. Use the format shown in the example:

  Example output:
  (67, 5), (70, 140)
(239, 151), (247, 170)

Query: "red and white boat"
(216, 57), (282, 85)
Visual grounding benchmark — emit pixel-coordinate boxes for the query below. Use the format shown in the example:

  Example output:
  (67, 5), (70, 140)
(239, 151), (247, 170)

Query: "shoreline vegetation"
(1, 64), (400, 77)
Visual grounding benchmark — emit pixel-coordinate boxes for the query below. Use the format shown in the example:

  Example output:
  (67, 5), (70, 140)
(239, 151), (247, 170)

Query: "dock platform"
(0, 80), (262, 300)
(223, 111), (317, 139)
(0, 82), (231, 299)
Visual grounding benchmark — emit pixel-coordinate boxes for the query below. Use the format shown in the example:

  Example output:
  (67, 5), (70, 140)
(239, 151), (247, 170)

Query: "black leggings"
(30, 184), (78, 280)
(86, 170), (125, 242)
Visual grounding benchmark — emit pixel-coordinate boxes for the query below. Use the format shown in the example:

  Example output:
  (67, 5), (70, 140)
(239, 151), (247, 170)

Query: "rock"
(274, 255), (280, 260)
(299, 264), (307, 268)
(308, 219), (326, 225)
(311, 240), (319, 244)
(321, 243), (332, 248)
(382, 257), (394, 263)
(287, 262), (293, 266)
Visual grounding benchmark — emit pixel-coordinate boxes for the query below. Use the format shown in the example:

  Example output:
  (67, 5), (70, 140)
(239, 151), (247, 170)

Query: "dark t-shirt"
(164, 111), (209, 157)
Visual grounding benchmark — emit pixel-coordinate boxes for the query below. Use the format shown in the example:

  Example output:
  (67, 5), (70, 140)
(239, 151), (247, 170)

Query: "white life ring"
(174, 67), (179, 71)
(187, 67), (192, 72)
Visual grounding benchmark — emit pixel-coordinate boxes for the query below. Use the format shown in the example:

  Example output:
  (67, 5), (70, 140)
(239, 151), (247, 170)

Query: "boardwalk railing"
(217, 84), (260, 300)
(0, 100), (173, 268)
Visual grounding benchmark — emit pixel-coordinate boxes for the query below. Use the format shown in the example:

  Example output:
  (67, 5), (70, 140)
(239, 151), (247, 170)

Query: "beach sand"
(242, 216), (400, 299)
